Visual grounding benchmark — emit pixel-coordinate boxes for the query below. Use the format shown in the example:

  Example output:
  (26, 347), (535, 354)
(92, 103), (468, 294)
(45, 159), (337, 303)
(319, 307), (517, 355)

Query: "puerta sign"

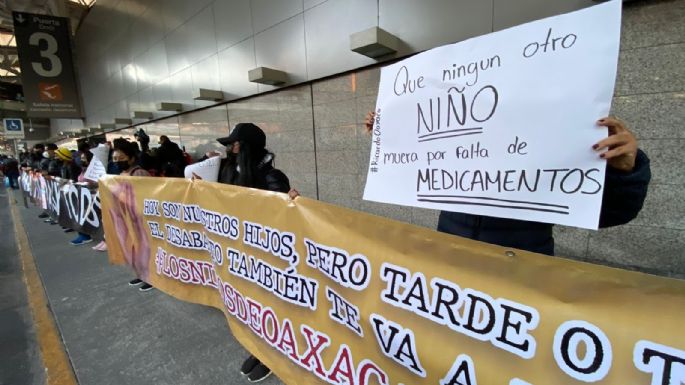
(13, 12), (82, 118)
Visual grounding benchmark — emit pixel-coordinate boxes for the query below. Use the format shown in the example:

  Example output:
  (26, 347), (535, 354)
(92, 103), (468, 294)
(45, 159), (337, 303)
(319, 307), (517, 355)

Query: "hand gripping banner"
(99, 176), (685, 385)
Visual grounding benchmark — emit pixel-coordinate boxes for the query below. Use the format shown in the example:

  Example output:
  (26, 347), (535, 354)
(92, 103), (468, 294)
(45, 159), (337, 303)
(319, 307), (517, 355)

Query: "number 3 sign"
(13, 11), (82, 118)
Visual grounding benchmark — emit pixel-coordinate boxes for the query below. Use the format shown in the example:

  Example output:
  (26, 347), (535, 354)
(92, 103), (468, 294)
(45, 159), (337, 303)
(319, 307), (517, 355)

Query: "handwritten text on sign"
(363, 1), (622, 229)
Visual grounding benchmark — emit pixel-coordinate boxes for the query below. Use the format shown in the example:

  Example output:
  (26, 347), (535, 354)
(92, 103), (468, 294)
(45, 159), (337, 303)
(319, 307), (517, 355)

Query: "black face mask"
(115, 160), (130, 171)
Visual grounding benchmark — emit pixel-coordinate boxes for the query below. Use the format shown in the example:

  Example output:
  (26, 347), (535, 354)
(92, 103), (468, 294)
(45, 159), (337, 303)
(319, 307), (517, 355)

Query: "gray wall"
(76, 0), (683, 278)
(72, 0), (605, 129)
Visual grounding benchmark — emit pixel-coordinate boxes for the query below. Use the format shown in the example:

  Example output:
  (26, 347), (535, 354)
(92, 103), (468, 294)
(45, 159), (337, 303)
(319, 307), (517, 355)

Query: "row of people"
(18, 112), (650, 383)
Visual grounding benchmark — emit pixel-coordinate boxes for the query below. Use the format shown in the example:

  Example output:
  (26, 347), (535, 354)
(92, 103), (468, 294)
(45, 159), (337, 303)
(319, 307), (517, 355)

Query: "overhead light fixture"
(132, 111), (154, 119)
(115, 118), (133, 125)
(156, 102), (183, 112)
(193, 88), (224, 101)
(100, 123), (116, 130)
(350, 27), (399, 58)
(248, 67), (288, 86)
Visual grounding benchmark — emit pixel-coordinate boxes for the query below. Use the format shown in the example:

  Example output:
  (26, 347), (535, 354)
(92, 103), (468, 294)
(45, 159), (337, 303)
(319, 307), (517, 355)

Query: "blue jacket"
(436, 150), (651, 255)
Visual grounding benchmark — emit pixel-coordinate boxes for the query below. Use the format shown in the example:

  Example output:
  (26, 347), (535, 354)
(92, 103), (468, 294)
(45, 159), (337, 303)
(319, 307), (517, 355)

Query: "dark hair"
(82, 150), (93, 162)
(112, 138), (129, 151)
(33, 143), (45, 150)
(159, 135), (169, 142)
(76, 139), (90, 152)
(135, 129), (150, 152)
(114, 140), (139, 161)
(236, 140), (268, 187)
(46, 143), (58, 150)
(77, 141), (90, 153)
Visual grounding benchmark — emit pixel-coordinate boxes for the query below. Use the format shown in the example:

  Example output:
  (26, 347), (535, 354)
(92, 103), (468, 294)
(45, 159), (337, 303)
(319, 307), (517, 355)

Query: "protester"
(26, 144), (52, 219)
(18, 148), (29, 168)
(194, 122), (290, 383)
(364, 112), (650, 255)
(39, 144), (63, 225)
(1, 156), (19, 189)
(57, 148), (95, 246)
(76, 141), (91, 168)
(106, 141), (121, 175)
(93, 142), (120, 252)
(157, 135), (186, 177)
(78, 151), (94, 183)
(27, 143), (44, 170)
(54, 147), (86, 237)
(134, 128), (150, 153)
(43, 143), (62, 177)
(55, 148), (82, 182)
(112, 140), (154, 292)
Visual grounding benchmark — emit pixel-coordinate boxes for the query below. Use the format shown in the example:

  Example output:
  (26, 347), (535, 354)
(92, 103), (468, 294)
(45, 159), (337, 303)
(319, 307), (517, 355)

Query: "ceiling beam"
(0, 46), (16, 56)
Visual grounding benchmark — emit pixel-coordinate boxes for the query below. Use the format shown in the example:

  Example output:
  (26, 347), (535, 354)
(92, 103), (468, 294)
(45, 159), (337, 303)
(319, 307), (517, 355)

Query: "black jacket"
(3, 159), (19, 174)
(437, 150), (651, 255)
(42, 157), (62, 177)
(60, 162), (82, 182)
(218, 153), (290, 193)
(158, 141), (186, 164)
(157, 140), (187, 177)
(27, 153), (43, 169)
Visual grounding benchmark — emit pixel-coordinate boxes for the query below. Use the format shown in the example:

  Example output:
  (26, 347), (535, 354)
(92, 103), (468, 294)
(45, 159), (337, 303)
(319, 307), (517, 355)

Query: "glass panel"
(105, 128), (137, 144)
(178, 105), (230, 161)
(135, 115), (182, 151)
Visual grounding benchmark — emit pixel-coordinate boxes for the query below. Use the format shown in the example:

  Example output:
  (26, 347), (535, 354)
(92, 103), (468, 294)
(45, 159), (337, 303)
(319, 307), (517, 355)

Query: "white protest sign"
(184, 156), (221, 182)
(90, 145), (109, 169)
(83, 158), (107, 182)
(363, 1), (621, 230)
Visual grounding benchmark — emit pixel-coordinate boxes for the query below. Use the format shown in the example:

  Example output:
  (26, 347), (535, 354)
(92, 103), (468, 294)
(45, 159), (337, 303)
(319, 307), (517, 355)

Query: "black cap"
(217, 123), (266, 149)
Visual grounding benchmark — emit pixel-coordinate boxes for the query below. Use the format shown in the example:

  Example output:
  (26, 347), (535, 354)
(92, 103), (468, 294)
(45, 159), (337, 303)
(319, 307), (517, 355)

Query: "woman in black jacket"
(198, 122), (290, 383)
(214, 123), (290, 193)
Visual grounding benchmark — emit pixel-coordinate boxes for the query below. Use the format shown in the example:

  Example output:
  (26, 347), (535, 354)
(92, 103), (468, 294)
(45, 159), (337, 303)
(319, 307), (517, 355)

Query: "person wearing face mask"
(38, 144), (64, 225)
(111, 140), (154, 292)
(112, 140), (150, 178)
(28, 143), (45, 170)
(77, 151), (94, 184)
(29, 144), (52, 220)
(42, 143), (62, 177)
(54, 148), (93, 246)
(203, 123), (290, 383)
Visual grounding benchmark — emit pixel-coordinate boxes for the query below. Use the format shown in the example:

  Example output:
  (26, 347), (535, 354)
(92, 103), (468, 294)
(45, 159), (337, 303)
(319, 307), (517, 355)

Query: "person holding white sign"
(195, 122), (291, 383)
(366, 112), (650, 255)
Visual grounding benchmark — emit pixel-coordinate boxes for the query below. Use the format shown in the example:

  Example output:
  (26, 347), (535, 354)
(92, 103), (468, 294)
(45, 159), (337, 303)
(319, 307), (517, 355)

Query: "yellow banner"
(100, 176), (685, 385)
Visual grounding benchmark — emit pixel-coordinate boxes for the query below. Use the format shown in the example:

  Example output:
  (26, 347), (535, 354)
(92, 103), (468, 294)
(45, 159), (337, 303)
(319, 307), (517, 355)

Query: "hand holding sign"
(83, 158), (106, 182)
(184, 156), (221, 182)
(90, 144), (109, 169)
(594, 117), (639, 172)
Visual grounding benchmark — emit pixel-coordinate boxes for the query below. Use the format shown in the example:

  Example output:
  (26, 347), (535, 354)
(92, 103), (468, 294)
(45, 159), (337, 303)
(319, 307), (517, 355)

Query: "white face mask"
(43, 151), (49, 159)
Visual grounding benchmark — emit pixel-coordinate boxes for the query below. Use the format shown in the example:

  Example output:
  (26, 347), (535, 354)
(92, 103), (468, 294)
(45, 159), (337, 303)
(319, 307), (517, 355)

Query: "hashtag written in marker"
(370, 167), (378, 173)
